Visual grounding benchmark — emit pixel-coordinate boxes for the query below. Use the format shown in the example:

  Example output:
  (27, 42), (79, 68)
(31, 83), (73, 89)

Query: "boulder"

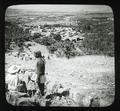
(6, 91), (29, 106)
(73, 92), (100, 107)
(6, 91), (46, 106)
(16, 97), (39, 106)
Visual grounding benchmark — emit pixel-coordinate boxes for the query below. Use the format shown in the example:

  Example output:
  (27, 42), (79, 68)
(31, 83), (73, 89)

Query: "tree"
(5, 21), (30, 51)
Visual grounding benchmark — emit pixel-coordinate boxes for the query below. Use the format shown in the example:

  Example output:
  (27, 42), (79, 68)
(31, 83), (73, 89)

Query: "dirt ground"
(5, 41), (115, 107)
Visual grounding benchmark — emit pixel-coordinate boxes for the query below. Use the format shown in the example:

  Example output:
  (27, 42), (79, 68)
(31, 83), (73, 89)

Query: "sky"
(7, 5), (112, 13)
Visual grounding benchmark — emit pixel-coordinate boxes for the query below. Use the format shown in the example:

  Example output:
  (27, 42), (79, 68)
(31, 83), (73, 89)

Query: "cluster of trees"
(5, 21), (30, 52)
(82, 32), (114, 56)
(77, 18), (114, 57)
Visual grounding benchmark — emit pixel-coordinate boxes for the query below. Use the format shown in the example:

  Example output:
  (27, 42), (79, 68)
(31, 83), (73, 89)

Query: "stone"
(57, 88), (64, 93)
(17, 80), (27, 93)
(16, 97), (38, 106)
(6, 91), (29, 106)
(89, 97), (100, 107)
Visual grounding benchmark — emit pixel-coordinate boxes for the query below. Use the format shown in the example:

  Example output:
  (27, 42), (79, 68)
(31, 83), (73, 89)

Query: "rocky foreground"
(5, 41), (115, 107)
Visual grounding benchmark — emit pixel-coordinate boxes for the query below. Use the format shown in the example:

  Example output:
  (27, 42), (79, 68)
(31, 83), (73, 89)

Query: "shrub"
(55, 48), (65, 57)
(33, 33), (41, 39)
(48, 45), (58, 54)
(48, 41), (62, 53)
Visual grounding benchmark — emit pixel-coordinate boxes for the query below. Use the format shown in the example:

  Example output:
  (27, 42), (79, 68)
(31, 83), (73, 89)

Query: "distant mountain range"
(5, 8), (113, 16)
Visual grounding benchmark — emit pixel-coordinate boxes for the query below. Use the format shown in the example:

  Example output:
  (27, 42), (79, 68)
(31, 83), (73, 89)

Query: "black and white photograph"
(5, 5), (115, 107)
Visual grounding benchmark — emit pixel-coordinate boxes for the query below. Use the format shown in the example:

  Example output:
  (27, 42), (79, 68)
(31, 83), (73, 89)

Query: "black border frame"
(0, 0), (119, 111)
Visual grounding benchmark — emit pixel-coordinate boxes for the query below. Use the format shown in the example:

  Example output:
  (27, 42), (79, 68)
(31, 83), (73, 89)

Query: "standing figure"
(34, 51), (46, 96)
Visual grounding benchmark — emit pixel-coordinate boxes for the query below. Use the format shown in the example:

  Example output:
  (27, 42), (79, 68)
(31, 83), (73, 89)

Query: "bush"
(61, 41), (76, 58)
(53, 34), (62, 42)
(32, 33), (41, 39)
(55, 48), (65, 57)
(48, 41), (62, 53)
(48, 45), (57, 54)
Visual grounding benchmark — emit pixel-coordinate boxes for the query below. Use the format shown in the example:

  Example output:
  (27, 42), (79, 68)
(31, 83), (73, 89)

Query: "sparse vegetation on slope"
(5, 21), (31, 52)
(77, 17), (114, 56)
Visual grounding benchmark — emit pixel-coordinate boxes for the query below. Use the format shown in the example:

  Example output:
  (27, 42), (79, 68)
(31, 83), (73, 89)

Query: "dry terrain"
(5, 41), (115, 107)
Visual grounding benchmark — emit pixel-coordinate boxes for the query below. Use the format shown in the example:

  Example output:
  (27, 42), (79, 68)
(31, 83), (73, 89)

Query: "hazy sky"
(8, 5), (112, 12)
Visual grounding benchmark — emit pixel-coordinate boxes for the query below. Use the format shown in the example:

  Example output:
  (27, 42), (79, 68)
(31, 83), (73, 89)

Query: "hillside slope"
(5, 41), (115, 107)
